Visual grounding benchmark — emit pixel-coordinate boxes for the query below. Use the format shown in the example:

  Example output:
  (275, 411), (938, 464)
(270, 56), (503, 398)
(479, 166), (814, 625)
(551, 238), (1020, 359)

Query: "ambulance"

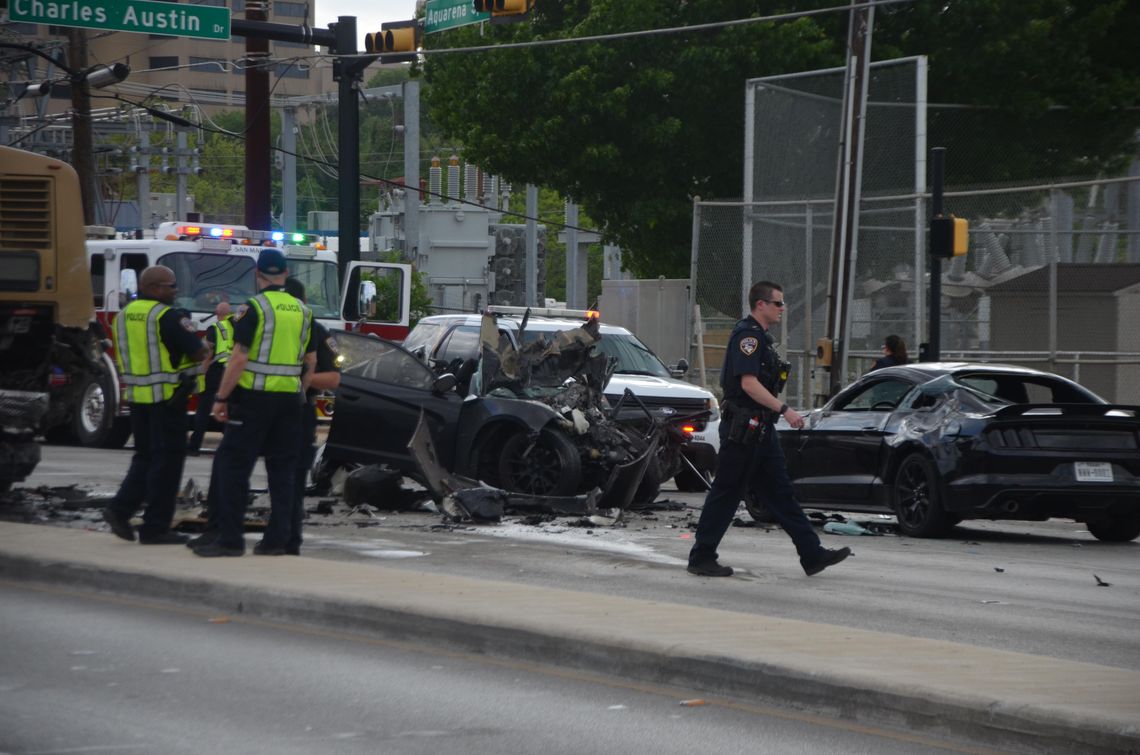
(87, 222), (411, 440)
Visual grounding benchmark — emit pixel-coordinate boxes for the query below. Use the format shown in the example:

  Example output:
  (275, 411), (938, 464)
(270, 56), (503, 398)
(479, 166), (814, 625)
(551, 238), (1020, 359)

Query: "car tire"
(674, 464), (711, 492)
(743, 487), (777, 523)
(1086, 512), (1140, 542)
(631, 456), (663, 508)
(497, 428), (581, 497)
(892, 452), (953, 538)
(73, 371), (116, 447)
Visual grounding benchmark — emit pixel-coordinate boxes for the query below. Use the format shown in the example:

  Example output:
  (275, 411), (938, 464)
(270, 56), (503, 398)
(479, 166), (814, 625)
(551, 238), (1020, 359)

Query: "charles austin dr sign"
(11, 0), (231, 40)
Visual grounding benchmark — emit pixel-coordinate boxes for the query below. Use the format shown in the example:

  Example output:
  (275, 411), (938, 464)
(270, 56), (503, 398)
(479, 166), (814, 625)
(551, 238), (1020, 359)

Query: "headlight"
(706, 397), (719, 421)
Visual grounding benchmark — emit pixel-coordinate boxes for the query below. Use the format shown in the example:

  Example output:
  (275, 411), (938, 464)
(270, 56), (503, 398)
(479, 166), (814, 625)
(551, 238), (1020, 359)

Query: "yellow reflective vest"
(114, 299), (195, 404)
(238, 290), (312, 393)
(197, 317), (235, 392)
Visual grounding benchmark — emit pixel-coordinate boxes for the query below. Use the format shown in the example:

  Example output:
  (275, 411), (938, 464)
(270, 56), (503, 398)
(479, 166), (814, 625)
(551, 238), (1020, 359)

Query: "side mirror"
(432, 373), (457, 395)
(118, 268), (138, 309)
(670, 357), (690, 378)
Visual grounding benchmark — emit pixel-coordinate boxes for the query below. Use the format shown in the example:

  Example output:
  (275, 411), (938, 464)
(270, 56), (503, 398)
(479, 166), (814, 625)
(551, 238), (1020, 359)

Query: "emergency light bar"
(159, 221), (318, 247)
(487, 305), (600, 320)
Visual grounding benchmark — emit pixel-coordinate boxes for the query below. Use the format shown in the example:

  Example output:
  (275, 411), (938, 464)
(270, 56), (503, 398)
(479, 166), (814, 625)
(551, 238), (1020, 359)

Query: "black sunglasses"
(762, 298), (786, 308)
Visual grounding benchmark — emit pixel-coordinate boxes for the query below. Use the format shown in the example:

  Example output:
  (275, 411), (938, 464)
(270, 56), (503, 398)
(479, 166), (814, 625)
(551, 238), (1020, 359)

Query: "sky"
(314, 0), (421, 49)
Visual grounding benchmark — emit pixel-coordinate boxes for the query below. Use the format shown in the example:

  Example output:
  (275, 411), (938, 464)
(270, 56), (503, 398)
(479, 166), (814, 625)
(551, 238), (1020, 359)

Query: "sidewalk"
(1, 521), (1137, 753)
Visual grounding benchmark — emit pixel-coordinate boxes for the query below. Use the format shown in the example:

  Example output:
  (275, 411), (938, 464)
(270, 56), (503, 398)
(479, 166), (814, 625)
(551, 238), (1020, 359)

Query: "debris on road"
(1094, 574), (1112, 587)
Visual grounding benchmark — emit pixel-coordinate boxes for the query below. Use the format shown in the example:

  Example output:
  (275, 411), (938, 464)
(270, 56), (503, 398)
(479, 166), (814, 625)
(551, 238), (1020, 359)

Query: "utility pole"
(244, 0), (272, 230)
(66, 28), (96, 224)
(824, 0), (874, 397)
(333, 16), (371, 281)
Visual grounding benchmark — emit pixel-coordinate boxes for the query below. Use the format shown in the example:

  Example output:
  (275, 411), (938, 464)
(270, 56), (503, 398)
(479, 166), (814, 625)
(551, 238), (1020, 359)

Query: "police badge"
(740, 336), (759, 356)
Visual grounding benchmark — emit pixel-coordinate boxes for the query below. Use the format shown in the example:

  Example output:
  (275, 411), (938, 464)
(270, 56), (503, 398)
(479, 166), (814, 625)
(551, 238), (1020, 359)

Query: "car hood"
(605, 374), (713, 401)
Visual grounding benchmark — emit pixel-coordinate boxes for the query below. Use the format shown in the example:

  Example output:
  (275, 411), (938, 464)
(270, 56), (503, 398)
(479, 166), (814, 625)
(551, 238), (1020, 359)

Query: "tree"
(423, 0), (1139, 278)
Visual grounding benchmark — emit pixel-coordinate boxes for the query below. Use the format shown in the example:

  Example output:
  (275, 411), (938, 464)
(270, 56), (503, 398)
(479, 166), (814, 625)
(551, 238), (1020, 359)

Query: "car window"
(835, 379), (914, 411)
(955, 373), (1099, 404)
(436, 325), (482, 363)
(333, 331), (437, 390)
(401, 321), (445, 356)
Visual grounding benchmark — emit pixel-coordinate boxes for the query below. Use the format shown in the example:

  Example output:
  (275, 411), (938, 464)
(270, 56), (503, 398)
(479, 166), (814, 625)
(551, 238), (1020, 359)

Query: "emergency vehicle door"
(340, 261), (413, 340)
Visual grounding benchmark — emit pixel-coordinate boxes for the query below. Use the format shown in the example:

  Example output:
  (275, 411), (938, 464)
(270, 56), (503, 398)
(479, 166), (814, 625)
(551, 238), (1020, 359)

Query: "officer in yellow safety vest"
(193, 248), (316, 557)
(103, 265), (208, 544)
(187, 300), (235, 455)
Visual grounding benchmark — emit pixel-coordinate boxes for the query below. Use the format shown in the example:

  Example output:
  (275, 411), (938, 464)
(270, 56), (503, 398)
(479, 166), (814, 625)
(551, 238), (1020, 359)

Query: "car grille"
(606, 394), (710, 431)
(987, 427), (1138, 450)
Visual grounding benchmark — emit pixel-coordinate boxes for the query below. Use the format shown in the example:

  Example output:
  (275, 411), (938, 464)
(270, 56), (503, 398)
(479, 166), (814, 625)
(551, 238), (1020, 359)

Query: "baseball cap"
(257, 248), (288, 275)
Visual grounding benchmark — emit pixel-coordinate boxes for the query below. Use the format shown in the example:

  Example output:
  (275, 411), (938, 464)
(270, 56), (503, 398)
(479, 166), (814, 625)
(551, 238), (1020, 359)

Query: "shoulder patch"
(324, 336), (339, 355)
(739, 336), (759, 356)
(233, 305), (248, 322)
(180, 317), (197, 333)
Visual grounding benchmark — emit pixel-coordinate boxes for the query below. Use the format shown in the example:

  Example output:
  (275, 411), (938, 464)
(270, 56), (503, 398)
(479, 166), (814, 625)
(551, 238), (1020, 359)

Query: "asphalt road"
(7, 442), (1140, 674)
(0, 582), (971, 755)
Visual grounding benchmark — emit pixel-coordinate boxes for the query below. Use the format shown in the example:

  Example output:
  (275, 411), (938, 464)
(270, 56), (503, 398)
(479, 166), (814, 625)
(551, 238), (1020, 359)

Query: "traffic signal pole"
(244, 1), (272, 231)
(928, 147), (944, 362)
(334, 16), (372, 282)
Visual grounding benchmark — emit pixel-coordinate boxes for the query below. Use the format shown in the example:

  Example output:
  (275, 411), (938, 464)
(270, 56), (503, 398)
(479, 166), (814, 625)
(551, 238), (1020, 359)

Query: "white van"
(402, 308), (719, 490)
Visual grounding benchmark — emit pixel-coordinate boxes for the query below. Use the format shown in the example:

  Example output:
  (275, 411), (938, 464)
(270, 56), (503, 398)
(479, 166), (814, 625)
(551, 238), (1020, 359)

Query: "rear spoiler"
(993, 403), (1140, 419)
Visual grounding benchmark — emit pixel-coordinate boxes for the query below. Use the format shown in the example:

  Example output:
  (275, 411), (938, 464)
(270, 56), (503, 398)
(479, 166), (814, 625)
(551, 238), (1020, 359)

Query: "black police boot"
(103, 509), (136, 542)
(686, 560), (734, 577)
(802, 547), (852, 576)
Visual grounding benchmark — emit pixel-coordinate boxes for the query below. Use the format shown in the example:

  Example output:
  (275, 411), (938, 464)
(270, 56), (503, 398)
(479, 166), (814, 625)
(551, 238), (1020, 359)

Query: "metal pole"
(929, 147), (944, 362)
(138, 130), (151, 234)
(913, 56), (928, 355)
(742, 82), (755, 313)
(525, 184), (538, 305)
(804, 203), (814, 407)
(244, 0), (271, 230)
(175, 130), (187, 221)
(1049, 189), (1059, 373)
(689, 196), (702, 377)
(334, 15), (362, 282)
(403, 78), (421, 260)
(281, 107), (297, 230)
(67, 28), (96, 225)
(565, 201), (580, 307)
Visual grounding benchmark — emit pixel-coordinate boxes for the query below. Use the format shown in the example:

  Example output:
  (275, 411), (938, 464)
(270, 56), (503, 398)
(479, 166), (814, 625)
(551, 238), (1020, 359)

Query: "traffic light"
(930, 214), (969, 258)
(473, 0), (535, 24)
(365, 20), (421, 63)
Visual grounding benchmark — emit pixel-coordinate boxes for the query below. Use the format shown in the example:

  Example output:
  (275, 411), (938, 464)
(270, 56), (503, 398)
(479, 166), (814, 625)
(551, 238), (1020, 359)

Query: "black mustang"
(748, 363), (1140, 541)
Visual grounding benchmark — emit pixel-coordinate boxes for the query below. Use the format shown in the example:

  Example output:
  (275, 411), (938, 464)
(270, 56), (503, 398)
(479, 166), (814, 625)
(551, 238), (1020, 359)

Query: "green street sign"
(424, 0), (488, 34)
(10, 0), (231, 40)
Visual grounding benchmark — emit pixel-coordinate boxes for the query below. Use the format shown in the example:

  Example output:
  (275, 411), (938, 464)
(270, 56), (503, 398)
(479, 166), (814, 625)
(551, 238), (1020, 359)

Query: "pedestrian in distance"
(869, 334), (909, 372)
(193, 248), (316, 558)
(187, 300), (234, 455)
(103, 265), (208, 544)
(688, 280), (852, 577)
(283, 276), (341, 555)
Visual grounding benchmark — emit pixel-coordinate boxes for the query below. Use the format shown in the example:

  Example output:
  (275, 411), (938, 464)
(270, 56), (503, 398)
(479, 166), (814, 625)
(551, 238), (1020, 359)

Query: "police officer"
(688, 280), (852, 577)
(283, 276), (340, 555)
(187, 300), (234, 455)
(193, 248), (315, 557)
(103, 265), (208, 544)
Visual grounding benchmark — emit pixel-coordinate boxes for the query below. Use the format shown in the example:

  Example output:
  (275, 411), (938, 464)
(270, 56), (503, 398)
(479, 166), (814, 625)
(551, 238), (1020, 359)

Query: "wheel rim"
(502, 440), (564, 495)
(896, 461), (932, 528)
(80, 381), (107, 435)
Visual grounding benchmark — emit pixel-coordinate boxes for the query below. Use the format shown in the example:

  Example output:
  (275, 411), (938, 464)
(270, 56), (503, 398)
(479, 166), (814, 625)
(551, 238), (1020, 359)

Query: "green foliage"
(371, 250), (434, 325)
(423, 0), (1139, 279)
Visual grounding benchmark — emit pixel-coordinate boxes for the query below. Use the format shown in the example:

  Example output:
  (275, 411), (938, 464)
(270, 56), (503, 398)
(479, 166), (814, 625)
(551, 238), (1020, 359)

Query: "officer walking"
(103, 265), (208, 544)
(193, 248), (315, 557)
(688, 280), (851, 577)
(187, 300), (234, 455)
(283, 276), (341, 555)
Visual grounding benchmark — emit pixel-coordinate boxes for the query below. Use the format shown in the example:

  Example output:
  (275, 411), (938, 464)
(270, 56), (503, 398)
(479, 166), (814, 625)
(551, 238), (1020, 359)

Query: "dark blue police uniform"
(288, 320), (338, 554)
(106, 304), (204, 540)
(688, 315), (826, 570)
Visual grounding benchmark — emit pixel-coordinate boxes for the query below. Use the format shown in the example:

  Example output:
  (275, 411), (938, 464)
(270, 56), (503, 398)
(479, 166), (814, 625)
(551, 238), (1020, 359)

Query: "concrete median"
(1, 521), (1137, 753)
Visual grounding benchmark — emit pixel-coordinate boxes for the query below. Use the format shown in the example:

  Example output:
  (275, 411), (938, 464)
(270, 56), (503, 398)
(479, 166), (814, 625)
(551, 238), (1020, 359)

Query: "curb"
(2, 550), (1137, 754)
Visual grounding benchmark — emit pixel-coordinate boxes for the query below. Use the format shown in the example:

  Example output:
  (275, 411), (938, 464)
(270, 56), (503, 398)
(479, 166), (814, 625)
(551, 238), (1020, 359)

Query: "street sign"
(10, 0), (231, 40)
(424, 0), (489, 34)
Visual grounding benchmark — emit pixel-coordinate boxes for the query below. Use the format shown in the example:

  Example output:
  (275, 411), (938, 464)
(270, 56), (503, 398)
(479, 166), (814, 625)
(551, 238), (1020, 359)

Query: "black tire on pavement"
(497, 428), (581, 497)
(892, 452), (953, 538)
(743, 487), (778, 523)
(1086, 512), (1140, 542)
(673, 464), (712, 492)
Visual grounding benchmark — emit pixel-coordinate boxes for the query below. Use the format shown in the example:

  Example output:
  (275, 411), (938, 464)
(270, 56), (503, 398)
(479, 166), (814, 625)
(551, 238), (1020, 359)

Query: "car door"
(326, 331), (465, 474)
(340, 261), (413, 340)
(790, 377), (916, 502)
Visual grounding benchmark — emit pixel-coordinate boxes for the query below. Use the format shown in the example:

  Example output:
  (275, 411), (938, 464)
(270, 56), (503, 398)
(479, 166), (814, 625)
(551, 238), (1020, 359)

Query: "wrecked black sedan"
(322, 317), (692, 513)
(748, 363), (1140, 541)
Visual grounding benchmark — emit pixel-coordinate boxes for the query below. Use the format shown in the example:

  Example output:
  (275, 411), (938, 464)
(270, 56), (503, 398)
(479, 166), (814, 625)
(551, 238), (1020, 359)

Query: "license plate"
(1075, 462), (1113, 482)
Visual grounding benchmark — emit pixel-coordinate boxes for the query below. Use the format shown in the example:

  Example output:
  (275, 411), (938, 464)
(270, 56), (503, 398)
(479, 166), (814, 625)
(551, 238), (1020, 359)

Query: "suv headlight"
(706, 397), (719, 421)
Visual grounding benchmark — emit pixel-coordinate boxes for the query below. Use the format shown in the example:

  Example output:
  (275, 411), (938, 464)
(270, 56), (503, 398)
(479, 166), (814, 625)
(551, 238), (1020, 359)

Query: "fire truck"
(86, 222), (412, 445)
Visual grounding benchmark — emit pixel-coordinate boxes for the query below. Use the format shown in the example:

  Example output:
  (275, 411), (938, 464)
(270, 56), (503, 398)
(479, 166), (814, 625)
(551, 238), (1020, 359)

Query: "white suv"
(402, 309), (719, 490)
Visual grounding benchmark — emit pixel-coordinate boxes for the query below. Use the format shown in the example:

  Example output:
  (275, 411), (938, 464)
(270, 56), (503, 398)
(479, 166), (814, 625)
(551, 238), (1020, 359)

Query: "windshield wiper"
(614, 369), (660, 376)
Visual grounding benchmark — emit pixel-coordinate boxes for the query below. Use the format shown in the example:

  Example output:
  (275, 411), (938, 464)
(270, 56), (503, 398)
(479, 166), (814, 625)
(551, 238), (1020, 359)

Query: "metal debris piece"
(1094, 574), (1112, 587)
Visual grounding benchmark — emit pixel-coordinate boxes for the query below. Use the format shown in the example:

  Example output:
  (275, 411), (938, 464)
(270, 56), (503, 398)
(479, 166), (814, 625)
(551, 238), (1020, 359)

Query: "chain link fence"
(691, 58), (1140, 407)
